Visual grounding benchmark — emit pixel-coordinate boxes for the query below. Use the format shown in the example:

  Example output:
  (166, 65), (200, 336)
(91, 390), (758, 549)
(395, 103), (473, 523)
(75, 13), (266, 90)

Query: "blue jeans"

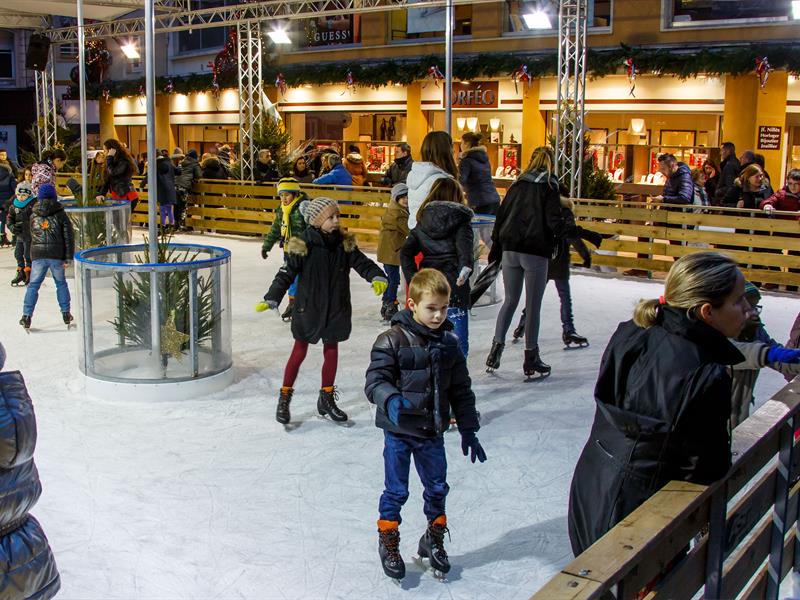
(379, 431), (449, 523)
(23, 258), (71, 316)
(554, 279), (574, 332)
(447, 307), (469, 357)
(381, 264), (400, 304)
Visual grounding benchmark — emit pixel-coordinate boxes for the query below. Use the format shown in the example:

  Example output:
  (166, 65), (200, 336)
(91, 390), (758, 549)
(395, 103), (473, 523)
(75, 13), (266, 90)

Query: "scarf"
(280, 195), (302, 240)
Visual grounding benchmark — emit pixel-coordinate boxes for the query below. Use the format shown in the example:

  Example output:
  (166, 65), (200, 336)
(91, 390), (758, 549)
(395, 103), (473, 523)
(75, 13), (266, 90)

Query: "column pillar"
(406, 82), (428, 156)
(753, 70), (789, 184)
(99, 99), (117, 143)
(522, 79), (545, 169)
(722, 75), (758, 159)
(155, 93), (174, 152)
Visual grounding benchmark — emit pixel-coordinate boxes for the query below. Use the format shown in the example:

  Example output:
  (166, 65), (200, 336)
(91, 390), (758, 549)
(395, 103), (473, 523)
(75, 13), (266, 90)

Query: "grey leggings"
(493, 251), (549, 350)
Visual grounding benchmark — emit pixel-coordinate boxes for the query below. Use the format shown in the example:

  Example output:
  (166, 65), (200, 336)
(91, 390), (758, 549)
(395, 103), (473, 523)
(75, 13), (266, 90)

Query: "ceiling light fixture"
(456, 117), (466, 131)
(466, 117), (478, 131)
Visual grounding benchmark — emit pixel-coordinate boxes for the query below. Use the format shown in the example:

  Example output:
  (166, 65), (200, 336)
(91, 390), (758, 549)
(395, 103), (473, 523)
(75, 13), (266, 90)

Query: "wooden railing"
(55, 175), (800, 288)
(532, 378), (800, 600)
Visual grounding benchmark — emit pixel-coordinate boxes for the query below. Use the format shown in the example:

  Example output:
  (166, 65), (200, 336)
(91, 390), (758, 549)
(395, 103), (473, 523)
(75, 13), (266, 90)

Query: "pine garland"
(72, 42), (800, 100)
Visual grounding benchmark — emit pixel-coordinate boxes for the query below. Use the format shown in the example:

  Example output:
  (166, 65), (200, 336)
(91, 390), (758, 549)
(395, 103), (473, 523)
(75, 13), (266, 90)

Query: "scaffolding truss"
(34, 50), (59, 155)
(44, 0), (493, 41)
(237, 21), (263, 182)
(554, 0), (588, 198)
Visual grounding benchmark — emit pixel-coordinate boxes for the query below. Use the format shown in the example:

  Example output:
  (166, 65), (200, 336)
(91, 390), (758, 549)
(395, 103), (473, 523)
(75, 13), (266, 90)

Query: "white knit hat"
(300, 197), (339, 227)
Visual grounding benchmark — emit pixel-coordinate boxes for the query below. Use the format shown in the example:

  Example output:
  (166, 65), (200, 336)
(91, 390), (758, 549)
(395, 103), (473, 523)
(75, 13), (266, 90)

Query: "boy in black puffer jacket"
(7, 181), (35, 286)
(258, 197), (387, 425)
(366, 268), (485, 581)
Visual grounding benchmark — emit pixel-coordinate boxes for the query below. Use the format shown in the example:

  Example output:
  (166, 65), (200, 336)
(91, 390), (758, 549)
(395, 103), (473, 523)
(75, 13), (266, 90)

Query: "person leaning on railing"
(568, 252), (751, 556)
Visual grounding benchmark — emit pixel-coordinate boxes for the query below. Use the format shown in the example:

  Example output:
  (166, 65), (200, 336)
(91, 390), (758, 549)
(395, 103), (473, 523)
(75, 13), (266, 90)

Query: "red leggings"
(282, 340), (339, 388)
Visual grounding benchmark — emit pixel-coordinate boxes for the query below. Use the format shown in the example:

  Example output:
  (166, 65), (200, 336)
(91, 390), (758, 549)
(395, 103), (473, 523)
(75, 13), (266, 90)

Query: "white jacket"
(406, 161), (454, 229)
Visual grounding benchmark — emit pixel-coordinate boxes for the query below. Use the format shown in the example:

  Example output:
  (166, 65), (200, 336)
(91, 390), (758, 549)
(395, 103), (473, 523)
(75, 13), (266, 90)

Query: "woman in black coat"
(458, 132), (500, 215)
(100, 139), (138, 207)
(400, 178), (474, 356)
(156, 154), (177, 228)
(568, 252), (751, 556)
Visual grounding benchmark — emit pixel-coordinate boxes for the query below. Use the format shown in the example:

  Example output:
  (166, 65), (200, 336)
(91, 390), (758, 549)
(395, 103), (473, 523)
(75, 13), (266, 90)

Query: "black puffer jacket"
(365, 309), (480, 438)
(567, 307), (743, 556)
(201, 157), (228, 180)
(30, 197), (74, 261)
(101, 154), (136, 199)
(400, 201), (474, 309)
(458, 146), (500, 212)
(0, 370), (60, 599)
(492, 169), (568, 259)
(7, 196), (35, 242)
(174, 155), (201, 190)
(265, 228), (384, 344)
(382, 154), (413, 186)
(254, 159), (280, 183)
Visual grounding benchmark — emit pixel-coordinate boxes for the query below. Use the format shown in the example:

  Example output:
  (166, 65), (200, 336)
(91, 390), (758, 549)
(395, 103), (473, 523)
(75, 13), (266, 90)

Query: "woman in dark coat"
(200, 155), (229, 180)
(722, 164), (770, 209)
(155, 154), (177, 228)
(261, 197), (387, 425)
(400, 178), (474, 356)
(458, 132), (500, 215)
(100, 139), (139, 210)
(568, 252), (751, 556)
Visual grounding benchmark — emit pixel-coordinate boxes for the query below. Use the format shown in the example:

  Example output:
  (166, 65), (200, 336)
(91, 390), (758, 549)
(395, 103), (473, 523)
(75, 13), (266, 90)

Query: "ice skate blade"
(563, 343), (589, 350)
(524, 372), (550, 382)
(485, 367), (496, 374)
(413, 555), (448, 581)
(315, 414), (354, 427)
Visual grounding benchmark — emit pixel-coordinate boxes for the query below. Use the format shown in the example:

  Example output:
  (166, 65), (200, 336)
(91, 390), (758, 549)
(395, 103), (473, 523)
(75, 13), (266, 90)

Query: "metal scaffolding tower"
(237, 21), (263, 182)
(34, 49), (58, 155)
(554, 0), (588, 198)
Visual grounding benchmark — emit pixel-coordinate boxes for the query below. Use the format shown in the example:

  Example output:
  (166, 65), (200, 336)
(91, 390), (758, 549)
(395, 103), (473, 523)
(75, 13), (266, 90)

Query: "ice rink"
(3, 231), (797, 599)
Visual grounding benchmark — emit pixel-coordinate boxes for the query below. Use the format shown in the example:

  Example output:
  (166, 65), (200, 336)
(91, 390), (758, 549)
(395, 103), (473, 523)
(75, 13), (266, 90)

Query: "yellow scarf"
(280, 195), (302, 240)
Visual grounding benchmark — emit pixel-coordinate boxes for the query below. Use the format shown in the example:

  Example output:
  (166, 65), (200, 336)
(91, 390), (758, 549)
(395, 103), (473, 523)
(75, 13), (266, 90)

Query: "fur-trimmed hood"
(460, 145), (489, 160)
(284, 230), (358, 256)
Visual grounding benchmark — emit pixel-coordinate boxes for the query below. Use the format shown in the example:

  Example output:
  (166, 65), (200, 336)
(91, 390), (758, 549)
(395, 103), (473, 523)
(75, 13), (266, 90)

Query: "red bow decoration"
(624, 57), (637, 97)
(424, 65), (445, 88)
(755, 56), (772, 90)
(275, 73), (287, 99)
(512, 64), (531, 96)
(164, 79), (174, 94)
(341, 70), (355, 95)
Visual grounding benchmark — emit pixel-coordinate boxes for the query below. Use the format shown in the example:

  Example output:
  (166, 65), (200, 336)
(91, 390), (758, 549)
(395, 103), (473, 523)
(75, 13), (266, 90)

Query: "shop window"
(294, 15), (361, 48)
(175, 0), (228, 54)
(0, 31), (12, 79)
(664, 0), (795, 28)
(389, 3), (472, 41)
(504, 0), (611, 34)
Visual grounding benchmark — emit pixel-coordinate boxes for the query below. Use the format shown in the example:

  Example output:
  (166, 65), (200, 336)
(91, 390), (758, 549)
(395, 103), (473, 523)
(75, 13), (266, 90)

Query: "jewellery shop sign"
(446, 82), (499, 109)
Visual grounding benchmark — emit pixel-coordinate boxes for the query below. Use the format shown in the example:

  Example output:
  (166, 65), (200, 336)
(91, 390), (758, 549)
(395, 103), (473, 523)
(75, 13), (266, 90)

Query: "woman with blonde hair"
(568, 252), (752, 555)
(406, 131), (459, 228)
(722, 163), (770, 209)
(486, 145), (570, 378)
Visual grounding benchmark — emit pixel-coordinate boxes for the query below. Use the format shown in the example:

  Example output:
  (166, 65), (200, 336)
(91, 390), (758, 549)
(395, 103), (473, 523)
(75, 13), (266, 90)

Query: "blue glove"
(385, 395), (412, 426)
(767, 345), (800, 365)
(460, 430), (487, 463)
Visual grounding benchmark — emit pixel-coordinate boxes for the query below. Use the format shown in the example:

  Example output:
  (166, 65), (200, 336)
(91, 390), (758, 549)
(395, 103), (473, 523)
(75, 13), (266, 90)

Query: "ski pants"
(14, 239), (31, 269)
(494, 251), (548, 351)
(379, 431), (449, 524)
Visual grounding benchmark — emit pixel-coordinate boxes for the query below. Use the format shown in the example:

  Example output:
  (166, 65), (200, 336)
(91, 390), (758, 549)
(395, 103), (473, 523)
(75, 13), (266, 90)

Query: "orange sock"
(378, 519), (399, 531)
(280, 386), (293, 394)
(321, 385), (335, 393)
(432, 515), (447, 527)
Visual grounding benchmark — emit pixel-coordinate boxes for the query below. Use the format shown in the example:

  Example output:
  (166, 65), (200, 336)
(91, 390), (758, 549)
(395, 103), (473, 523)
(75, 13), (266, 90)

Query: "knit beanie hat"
(186, 149), (198, 159)
(301, 197), (338, 227)
(391, 183), (408, 202)
(38, 183), (57, 200)
(744, 281), (761, 305)
(277, 177), (301, 195)
(15, 181), (32, 197)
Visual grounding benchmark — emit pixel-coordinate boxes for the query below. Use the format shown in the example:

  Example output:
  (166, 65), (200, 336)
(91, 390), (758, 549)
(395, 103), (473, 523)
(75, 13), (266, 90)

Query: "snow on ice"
(2, 231), (796, 599)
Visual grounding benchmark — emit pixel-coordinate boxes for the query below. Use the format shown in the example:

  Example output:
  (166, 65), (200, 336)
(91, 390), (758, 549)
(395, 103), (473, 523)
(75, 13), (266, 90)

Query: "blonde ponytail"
(633, 298), (661, 328)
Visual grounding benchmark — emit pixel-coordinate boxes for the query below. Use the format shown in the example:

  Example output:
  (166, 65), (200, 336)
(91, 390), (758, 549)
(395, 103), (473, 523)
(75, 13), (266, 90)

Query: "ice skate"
(512, 309), (526, 341)
(415, 515), (450, 580)
(19, 315), (31, 333)
(485, 341), (504, 373)
(62, 312), (75, 330)
(563, 329), (589, 349)
(0, 235), (10, 248)
(276, 386), (293, 425)
(317, 386), (349, 423)
(378, 521), (405, 580)
(23, 267), (30, 285)
(524, 347), (551, 380)
(281, 298), (294, 322)
(383, 300), (399, 322)
(10, 268), (25, 287)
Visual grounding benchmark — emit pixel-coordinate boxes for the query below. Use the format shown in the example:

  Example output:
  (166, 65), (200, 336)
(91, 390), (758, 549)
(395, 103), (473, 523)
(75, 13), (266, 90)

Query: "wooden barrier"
(532, 378), (800, 600)
(55, 175), (800, 287)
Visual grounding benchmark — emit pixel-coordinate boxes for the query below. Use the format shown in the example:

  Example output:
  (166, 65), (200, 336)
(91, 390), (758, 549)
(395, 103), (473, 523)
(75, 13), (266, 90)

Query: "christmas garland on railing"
(71, 42), (800, 101)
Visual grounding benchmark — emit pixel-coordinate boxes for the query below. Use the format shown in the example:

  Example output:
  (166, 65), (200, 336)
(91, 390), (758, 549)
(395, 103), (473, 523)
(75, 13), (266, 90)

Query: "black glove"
(579, 228), (603, 248)
(487, 241), (502, 266)
(571, 238), (592, 268)
(260, 247), (268, 260)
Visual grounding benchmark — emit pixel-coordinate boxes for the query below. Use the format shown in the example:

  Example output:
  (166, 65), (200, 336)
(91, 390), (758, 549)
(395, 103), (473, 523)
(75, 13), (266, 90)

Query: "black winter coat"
(722, 184), (770, 210)
(174, 156), (201, 190)
(265, 228), (384, 344)
(492, 169), (568, 259)
(0, 166), (16, 203)
(567, 307), (743, 555)
(201, 157), (228, 180)
(382, 155), (413, 186)
(29, 198), (75, 261)
(400, 201), (474, 309)
(254, 159), (280, 183)
(101, 154), (136, 199)
(458, 147), (500, 212)
(7, 197), (35, 242)
(548, 204), (591, 281)
(155, 157), (177, 205)
(365, 309), (480, 438)
(714, 155), (741, 204)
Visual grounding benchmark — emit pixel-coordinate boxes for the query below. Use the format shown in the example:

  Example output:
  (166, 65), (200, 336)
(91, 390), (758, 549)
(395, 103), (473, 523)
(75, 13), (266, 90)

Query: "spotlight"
(268, 29), (291, 44)
(523, 10), (552, 29)
(120, 41), (140, 60)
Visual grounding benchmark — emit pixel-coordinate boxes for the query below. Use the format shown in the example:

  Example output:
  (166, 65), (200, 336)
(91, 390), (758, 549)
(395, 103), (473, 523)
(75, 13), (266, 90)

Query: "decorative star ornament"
(160, 309), (189, 360)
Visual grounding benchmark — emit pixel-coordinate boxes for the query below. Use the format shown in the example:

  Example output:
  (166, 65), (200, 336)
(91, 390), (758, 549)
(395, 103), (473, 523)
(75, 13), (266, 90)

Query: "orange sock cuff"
(280, 386), (293, 394)
(432, 515), (447, 527)
(321, 386), (335, 393)
(377, 519), (399, 531)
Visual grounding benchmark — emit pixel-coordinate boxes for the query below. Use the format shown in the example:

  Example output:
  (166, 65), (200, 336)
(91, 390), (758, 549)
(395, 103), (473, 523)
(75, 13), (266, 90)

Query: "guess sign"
(447, 81), (499, 109)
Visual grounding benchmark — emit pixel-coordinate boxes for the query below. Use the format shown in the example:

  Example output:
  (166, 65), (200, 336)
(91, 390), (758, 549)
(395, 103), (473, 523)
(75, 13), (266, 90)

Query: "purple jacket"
(662, 162), (693, 205)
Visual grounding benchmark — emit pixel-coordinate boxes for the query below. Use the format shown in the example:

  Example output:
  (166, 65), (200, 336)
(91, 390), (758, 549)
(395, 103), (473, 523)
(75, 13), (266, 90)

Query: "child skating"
(365, 268), (486, 581)
(376, 183), (409, 321)
(257, 197), (388, 425)
(7, 181), (35, 286)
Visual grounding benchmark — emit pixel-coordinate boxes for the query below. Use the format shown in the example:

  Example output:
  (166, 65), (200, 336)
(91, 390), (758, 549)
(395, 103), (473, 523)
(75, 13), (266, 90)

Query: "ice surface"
(2, 231), (796, 599)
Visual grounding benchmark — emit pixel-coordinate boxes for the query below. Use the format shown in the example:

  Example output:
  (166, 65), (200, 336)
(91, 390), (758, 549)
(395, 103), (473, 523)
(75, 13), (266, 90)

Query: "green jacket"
(262, 192), (309, 254)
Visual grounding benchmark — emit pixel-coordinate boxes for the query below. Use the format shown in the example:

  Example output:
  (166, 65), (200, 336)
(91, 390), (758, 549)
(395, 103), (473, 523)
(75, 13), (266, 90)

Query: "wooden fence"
(55, 175), (800, 288)
(532, 378), (800, 600)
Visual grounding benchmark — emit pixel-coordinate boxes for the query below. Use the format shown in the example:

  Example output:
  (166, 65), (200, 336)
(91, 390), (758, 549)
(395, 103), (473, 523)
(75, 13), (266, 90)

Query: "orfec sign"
(446, 81), (499, 109)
